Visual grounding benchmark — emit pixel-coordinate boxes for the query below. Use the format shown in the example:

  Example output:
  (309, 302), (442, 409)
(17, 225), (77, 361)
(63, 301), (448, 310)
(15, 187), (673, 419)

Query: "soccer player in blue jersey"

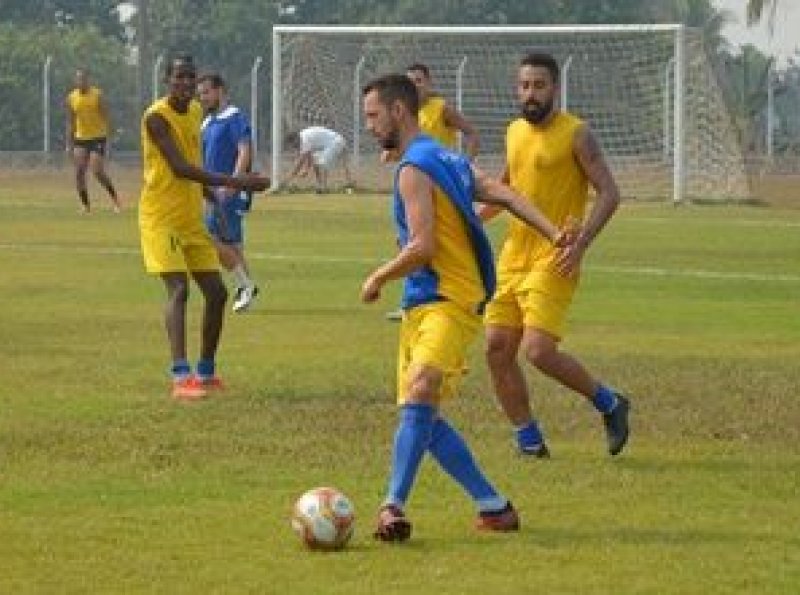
(197, 73), (259, 313)
(361, 74), (574, 541)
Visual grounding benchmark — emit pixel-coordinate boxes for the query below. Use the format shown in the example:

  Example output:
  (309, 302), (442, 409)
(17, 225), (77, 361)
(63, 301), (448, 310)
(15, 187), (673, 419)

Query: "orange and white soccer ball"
(291, 487), (355, 550)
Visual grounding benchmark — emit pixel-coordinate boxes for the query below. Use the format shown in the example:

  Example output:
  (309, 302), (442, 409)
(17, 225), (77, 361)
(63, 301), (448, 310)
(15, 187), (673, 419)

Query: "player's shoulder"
(216, 105), (244, 120)
(558, 110), (585, 130)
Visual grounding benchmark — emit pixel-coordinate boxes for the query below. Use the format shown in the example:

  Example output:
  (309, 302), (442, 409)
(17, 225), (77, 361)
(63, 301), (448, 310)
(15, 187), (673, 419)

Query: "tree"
(0, 0), (126, 40)
(746, 0), (777, 25)
(0, 23), (132, 151)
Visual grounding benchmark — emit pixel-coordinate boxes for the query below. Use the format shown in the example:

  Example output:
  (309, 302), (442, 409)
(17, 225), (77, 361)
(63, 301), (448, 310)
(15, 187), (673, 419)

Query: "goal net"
(272, 25), (750, 202)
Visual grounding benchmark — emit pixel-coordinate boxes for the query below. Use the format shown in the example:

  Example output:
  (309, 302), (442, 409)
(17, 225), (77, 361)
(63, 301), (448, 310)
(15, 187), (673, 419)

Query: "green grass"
(1, 171), (799, 594)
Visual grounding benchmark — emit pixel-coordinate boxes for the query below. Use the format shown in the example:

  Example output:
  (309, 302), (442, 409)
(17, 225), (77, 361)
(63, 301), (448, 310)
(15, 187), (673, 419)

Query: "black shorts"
(73, 137), (107, 156)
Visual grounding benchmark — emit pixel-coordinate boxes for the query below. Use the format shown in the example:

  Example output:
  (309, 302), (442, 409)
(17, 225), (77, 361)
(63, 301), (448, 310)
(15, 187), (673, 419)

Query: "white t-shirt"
(300, 126), (343, 153)
(300, 126), (346, 169)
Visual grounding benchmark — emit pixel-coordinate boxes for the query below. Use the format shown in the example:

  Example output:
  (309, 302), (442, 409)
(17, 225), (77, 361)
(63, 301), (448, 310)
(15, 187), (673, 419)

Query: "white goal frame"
(272, 24), (696, 202)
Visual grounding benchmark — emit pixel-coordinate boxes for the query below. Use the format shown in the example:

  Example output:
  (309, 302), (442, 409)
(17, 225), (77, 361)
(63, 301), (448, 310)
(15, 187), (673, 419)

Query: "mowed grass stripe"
(2, 241), (799, 283)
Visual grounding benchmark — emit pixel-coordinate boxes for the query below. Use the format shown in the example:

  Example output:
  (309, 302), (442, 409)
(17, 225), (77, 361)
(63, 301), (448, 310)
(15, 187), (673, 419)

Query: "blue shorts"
(204, 192), (251, 244)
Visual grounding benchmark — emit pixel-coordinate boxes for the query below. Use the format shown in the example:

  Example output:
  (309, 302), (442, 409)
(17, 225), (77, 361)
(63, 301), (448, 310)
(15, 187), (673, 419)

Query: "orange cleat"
(198, 376), (224, 391)
(171, 376), (207, 402)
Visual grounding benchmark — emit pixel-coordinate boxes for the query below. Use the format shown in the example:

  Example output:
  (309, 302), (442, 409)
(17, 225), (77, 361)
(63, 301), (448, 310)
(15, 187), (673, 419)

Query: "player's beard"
(522, 98), (554, 125)
(379, 128), (400, 151)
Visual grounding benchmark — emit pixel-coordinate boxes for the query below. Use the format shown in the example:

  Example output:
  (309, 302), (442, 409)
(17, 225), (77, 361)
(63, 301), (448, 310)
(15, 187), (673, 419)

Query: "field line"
(1, 241), (798, 283)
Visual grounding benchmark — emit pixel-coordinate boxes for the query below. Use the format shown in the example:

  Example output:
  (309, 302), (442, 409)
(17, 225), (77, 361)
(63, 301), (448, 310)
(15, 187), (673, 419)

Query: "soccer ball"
(291, 487), (355, 550)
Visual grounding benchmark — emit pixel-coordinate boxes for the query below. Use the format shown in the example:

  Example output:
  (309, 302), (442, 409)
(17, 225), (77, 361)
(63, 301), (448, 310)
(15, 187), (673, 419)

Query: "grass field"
(1, 169), (799, 594)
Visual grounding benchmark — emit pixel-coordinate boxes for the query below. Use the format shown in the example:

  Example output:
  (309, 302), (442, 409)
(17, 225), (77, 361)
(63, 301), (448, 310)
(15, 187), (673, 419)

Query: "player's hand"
(552, 222), (581, 248)
(553, 239), (586, 278)
(234, 172), (270, 192)
(360, 273), (383, 303)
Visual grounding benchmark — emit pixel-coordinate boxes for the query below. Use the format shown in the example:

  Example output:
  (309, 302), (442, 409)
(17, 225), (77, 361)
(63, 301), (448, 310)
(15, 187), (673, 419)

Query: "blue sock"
(171, 359), (191, 380)
(196, 358), (215, 380)
(592, 385), (618, 414)
(515, 420), (545, 452)
(428, 417), (507, 513)
(385, 404), (436, 508)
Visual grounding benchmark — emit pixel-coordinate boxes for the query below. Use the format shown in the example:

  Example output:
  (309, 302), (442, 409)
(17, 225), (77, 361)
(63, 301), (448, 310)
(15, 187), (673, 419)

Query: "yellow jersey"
(67, 86), (108, 140)
(430, 187), (484, 311)
(139, 98), (204, 229)
(418, 95), (456, 148)
(498, 112), (588, 275)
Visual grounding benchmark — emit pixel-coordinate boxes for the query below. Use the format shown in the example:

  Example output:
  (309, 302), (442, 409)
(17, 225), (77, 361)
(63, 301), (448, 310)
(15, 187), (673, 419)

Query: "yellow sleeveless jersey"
(498, 112), (588, 274)
(139, 98), (204, 229)
(67, 87), (108, 140)
(418, 96), (456, 148)
(430, 187), (484, 311)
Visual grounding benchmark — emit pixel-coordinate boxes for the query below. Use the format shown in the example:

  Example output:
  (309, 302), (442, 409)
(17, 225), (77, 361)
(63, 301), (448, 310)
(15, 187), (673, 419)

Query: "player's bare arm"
(443, 104), (479, 158)
(472, 164), (568, 246)
(286, 151), (312, 182)
(65, 100), (75, 152)
(555, 125), (620, 276)
(145, 112), (269, 192)
(475, 163), (508, 222)
(361, 166), (435, 303)
(219, 140), (253, 197)
(99, 94), (110, 136)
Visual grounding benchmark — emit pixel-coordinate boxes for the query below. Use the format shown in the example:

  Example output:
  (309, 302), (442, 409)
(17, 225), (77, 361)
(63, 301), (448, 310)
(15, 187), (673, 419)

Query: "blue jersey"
(201, 105), (253, 243)
(394, 135), (496, 313)
(201, 105), (251, 175)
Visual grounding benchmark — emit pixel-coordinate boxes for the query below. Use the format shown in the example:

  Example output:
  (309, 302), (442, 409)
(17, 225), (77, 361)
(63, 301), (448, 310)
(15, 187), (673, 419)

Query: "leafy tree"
(0, 23), (132, 150)
(746, 0), (777, 26)
(0, 0), (126, 39)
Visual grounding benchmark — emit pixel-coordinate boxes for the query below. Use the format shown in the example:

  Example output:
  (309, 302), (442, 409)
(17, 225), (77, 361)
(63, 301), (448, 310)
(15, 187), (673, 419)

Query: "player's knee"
(168, 283), (190, 306)
(523, 340), (556, 370)
(406, 368), (441, 404)
(485, 335), (516, 369)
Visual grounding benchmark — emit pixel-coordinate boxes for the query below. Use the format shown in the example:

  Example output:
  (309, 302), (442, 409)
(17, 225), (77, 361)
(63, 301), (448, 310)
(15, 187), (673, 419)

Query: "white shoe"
(385, 309), (403, 322)
(232, 285), (259, 313)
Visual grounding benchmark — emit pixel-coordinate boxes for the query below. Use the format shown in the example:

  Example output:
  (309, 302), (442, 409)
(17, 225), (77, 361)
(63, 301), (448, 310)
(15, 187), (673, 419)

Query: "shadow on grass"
(244, 306), (365, 317)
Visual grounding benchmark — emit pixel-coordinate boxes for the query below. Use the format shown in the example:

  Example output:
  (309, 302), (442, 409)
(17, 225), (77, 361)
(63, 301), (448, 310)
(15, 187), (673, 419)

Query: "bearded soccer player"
(197, 72), (259, 313)
(139, 55), (269, 401)
(361, 73), (572, 542)
(65, 68), (122, 213)
(481, 53), (630, 458)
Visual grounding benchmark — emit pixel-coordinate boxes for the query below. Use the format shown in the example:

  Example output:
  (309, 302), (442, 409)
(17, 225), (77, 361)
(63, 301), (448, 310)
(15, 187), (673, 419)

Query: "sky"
(714, 0), (799, 64)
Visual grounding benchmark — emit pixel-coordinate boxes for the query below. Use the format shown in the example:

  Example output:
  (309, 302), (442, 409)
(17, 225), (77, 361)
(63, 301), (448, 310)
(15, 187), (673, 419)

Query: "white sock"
(231, 264), (252, 289)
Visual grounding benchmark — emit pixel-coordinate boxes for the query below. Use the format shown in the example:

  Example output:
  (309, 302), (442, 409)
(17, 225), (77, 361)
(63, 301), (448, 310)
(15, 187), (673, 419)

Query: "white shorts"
(312, 135), (346, 169)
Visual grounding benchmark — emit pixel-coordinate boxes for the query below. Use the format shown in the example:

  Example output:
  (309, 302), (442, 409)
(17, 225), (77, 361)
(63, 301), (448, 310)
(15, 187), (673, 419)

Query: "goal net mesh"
(274, 27), (749, 201)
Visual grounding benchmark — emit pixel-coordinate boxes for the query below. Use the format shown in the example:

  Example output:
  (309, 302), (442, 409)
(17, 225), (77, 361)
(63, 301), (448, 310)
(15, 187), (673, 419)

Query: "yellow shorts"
(139, 220), (219, 274)
(483, 271), (578, 339)
(396, 301), (480, 405)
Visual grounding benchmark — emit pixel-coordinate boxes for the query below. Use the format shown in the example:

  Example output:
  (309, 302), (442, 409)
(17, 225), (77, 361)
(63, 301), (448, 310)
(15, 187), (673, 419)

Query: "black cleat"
(374, 504), (412, 542)
(603, 395), (630, 456)
(519, 442), (551, 459)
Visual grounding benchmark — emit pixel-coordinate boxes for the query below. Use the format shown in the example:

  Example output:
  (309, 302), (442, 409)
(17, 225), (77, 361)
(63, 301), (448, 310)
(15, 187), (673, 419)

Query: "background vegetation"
(0, 0), (793, 158)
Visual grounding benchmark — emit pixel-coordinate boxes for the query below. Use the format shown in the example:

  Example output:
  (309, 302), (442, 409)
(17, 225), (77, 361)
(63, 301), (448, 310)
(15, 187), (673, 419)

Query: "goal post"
(271, 24), (749, 202)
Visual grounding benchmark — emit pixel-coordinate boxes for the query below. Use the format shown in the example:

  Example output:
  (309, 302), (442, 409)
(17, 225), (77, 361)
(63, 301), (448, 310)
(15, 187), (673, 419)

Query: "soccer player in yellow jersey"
(383, 63), (482, 323)
(482, 53), (630, 457)
(139, 55), (269, 401)
(65, 68), (122, 213)
(407, 63), (479, 158)
(361, 74), (572, 541)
